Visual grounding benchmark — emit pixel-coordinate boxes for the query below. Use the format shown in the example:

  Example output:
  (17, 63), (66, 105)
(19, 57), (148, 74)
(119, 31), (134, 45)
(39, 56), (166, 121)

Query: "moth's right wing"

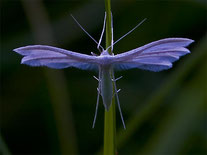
(13, 45), (99, 70)
(113, 38), (194, 72)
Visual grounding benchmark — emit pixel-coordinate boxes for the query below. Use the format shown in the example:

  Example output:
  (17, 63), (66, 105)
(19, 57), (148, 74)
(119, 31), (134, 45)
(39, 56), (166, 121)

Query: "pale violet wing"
(13, 45), (99, 70)
(113, 38), (194, 72)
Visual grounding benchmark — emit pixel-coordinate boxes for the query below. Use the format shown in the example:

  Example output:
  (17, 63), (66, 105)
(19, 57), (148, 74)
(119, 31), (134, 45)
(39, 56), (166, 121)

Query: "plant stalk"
(104, 0), (116, 155)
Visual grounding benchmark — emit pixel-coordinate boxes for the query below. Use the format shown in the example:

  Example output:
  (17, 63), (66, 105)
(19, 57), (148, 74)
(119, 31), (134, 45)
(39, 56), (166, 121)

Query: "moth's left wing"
(13, 45), (99, 70)
(113, 38), (194, 72)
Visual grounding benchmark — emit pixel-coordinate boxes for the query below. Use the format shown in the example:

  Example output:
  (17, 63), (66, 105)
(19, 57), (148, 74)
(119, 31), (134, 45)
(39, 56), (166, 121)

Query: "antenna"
(71, 14), (104, 52)
(106, 18), (147, 51)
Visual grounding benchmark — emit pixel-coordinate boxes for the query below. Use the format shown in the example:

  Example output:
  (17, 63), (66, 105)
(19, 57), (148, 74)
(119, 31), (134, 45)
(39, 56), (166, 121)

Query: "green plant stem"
(104, 0), (116, 155)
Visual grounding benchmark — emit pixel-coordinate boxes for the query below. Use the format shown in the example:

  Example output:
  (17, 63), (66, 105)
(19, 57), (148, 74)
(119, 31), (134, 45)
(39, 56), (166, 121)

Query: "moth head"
(100, 50), (111, 56)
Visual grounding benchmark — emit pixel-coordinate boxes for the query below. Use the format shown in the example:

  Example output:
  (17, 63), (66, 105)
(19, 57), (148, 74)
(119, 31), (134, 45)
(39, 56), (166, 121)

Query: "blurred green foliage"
(1, 0), (206, 154)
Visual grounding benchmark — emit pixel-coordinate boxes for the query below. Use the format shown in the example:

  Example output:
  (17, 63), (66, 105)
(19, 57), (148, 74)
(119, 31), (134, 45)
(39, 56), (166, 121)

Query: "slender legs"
(112, 71), (126, 129)
(92, 69), (101, 128)
(92, 70), (126, 129)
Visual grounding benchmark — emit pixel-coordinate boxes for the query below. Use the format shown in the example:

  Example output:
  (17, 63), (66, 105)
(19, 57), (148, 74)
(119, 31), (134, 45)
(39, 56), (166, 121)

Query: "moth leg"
(93, 76), (99, 81)
(97, 12), (106, 51)
(112, 76), (123, 82)
(112, 88), (121, 98)
(96, 87), (99, 92)
(92, 87), (100, 128)
(92, 69), (101, 128)
(112, 71), (126, 129)
(116, 89), (121, 93)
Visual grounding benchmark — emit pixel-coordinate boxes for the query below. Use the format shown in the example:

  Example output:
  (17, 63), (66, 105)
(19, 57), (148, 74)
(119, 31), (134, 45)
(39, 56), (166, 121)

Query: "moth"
(13, 13), (194, 129)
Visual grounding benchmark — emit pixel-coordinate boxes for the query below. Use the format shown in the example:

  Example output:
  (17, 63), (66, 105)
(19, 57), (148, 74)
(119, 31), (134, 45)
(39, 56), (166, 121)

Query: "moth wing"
(113, 38), (194, 72)
(13, 45), (99, 70)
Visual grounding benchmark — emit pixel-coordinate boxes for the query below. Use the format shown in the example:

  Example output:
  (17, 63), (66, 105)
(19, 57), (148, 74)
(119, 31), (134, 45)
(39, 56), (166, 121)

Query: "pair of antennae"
(70, 12), (146, 53)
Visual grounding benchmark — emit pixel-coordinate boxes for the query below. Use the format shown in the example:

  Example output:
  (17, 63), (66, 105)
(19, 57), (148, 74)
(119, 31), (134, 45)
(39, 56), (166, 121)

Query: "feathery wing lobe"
(14, 45), (99, 70)
(113, 38), (194, 72)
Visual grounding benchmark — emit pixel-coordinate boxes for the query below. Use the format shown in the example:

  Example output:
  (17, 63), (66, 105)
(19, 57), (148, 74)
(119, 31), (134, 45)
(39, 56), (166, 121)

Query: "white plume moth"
(13, 12), (194, 129)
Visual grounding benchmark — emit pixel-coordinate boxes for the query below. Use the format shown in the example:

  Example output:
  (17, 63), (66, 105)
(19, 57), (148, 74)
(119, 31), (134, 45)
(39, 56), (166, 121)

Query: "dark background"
(1, 0), (207, 154)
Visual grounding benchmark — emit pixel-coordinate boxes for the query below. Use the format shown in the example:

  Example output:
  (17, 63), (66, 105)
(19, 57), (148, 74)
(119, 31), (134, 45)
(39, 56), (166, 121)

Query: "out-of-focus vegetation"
(1, 0), (206, 154)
